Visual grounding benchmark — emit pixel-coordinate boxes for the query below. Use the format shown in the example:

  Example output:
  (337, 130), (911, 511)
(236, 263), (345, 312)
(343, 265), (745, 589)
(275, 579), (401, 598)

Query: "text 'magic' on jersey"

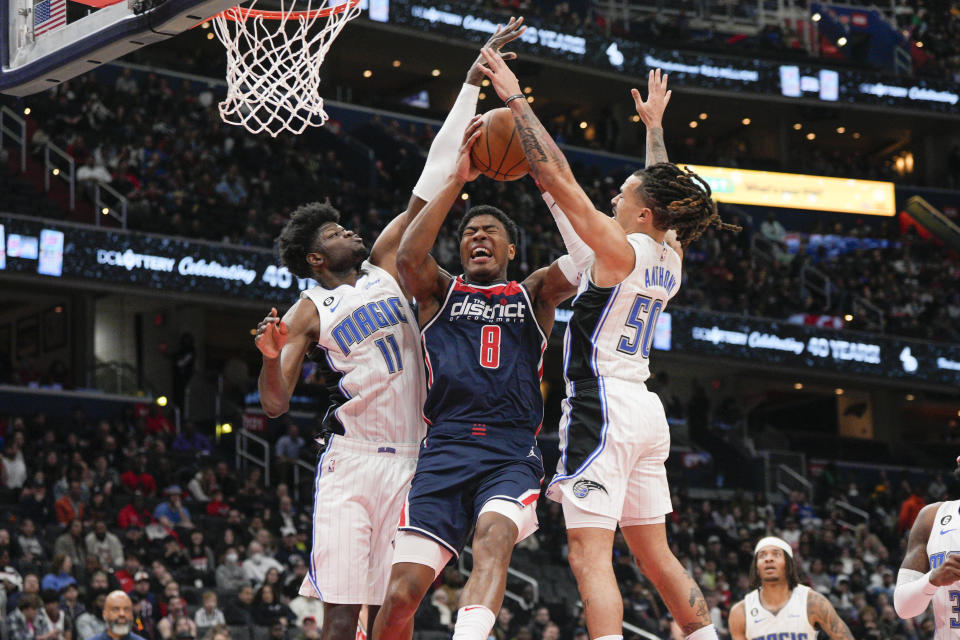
(421, 277), (546, 433)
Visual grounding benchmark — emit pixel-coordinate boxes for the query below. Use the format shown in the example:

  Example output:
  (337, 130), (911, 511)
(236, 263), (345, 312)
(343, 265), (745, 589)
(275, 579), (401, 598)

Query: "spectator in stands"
(7, 593), (51, 640)
(896, 483), (925, 534)
(214, 548), (245, 593)
(75, 590), (108, 639)
(153, 486), (193, 530)
(59, 582), (84, 623)
(18, 518), (44, 560)
(202, 626), (231, 640)
(55, 481), (87, 525)
(120, 456), (158, 496)
(38, 589), (67, 638)
(251, 584), (294, 629)
(186, 467), (217, 503)
(241, 542), (282, 587)
(117, 492), (153, 530)
(172, 423), (212, 457)
(19, 480), (53, 527)
(2, 438), (28, 491)
(86, 520), (124, 570)
(144, 407), (174, 439)
(41, 554), (77, 593)
(215, 165), (247, 206)
(157, 596), (196, 640)
(274, 424), (303, 485)
(293, 616), (320, 640)
(223, 585), (254, 626)
(193, 590), (225, 630)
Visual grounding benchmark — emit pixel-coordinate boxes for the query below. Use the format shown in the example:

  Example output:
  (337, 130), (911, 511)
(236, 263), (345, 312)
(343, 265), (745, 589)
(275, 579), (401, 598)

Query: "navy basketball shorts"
(397, 423), (544, 561)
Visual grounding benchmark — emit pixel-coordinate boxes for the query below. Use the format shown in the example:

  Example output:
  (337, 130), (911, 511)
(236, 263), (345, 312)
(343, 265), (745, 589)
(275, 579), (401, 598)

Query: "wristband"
(504, 94), (525, 105)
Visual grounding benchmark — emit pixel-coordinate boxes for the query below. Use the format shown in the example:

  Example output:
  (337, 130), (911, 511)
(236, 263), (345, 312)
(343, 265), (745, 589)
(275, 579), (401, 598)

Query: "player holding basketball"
(371, 64), (581, 640)
(729, 536), (853, 640)
(252, 21), (526, 640)
(481, 53), (741, 640)
(895, 455), (960, 636)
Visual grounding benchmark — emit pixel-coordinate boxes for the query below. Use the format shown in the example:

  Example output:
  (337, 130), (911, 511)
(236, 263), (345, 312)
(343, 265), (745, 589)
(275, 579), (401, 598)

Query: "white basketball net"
(212, 0), (361, 137)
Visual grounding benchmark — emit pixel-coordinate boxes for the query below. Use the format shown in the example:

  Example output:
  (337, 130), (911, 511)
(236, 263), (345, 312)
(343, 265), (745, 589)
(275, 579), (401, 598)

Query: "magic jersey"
(926, 500), (960, 638)
(301, 260), (426, 443)
(563, 233), (681, 388)
(420, 277), (547, 432)
(743, 585), (817, 640)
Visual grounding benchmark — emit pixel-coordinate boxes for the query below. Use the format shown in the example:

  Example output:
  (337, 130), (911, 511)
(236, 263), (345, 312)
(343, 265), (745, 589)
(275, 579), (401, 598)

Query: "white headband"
(754, 536), (793, 558)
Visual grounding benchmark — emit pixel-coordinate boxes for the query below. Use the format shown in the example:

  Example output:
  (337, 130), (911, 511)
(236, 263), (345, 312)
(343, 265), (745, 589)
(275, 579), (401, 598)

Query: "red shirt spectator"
(897, 491), (925, 534)
(54, 481), (86, 525)
(117, 493), (154, 529)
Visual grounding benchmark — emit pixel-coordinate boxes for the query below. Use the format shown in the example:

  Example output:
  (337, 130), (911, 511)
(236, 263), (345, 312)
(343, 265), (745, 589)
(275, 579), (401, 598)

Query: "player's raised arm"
(478, 48), (635, 278)
(254, 303), (317, 418)
(368, 18), (526, 280)
(396, 117), (484, 320)
(634, 69), (672, 167)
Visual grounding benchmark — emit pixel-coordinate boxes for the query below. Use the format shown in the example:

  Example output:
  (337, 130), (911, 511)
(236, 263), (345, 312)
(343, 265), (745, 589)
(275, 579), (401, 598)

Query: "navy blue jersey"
(421, 277), (546, 433)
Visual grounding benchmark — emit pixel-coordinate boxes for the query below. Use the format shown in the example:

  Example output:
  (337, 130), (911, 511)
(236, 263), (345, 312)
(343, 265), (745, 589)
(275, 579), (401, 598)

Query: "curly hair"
(276, 202), (341, 279)
(633, 163), (741, 246)
(456, 205), (518, 246)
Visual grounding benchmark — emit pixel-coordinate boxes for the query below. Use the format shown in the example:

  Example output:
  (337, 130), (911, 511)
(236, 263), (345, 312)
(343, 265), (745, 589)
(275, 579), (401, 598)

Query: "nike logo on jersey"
(328, 298), (341, 312)
(331, 296), (409, 355)
(941, 529), (958, 535)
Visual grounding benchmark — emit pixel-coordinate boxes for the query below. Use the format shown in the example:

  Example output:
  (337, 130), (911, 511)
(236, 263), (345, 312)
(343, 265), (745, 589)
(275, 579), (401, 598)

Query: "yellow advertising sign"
(685, 165), (896, 216)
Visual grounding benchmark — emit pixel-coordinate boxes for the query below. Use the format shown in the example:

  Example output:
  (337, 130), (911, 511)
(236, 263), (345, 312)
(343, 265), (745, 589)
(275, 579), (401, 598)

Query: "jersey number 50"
(617, 294), (663, 359)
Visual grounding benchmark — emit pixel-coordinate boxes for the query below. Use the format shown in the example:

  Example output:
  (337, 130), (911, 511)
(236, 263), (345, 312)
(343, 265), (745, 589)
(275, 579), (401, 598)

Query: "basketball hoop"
(210, 0), (360, 137)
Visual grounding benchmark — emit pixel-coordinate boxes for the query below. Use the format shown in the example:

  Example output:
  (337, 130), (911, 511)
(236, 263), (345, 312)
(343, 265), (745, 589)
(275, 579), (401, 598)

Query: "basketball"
(470, 107), (530, 181)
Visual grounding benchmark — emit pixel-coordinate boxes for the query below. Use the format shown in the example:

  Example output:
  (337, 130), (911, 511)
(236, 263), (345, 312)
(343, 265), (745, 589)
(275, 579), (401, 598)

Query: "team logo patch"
(572, 479), (607, 498)
(323, 296), (335, 306)
(943, 515), (953, 526)
(750, 608), (758, 617)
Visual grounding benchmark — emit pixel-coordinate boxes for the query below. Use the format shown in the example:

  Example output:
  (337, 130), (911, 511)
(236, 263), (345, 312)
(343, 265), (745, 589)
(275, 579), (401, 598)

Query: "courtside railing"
(93, 180), (128, 229)
(0, 105), (26, 172)
(44, 141), (76, 210)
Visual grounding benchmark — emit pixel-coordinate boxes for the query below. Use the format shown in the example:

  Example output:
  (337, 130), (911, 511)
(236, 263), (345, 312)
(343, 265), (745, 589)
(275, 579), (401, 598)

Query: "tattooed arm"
(632, 68), (672, 167)
(807, 591), (855, 640)
(478, 48), (635, 282)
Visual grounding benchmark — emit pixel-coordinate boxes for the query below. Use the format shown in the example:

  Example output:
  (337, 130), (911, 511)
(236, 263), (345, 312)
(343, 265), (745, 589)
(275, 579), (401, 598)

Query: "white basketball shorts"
(299, 435), (418, 605)
(545, 377), (672, 529)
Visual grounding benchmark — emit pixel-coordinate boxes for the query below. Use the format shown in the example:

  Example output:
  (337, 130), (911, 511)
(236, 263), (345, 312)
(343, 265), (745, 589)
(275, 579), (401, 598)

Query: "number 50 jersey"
(564, 233), (681, 387)
(421, 277), (547, 433)
(302, 261), (426, 444)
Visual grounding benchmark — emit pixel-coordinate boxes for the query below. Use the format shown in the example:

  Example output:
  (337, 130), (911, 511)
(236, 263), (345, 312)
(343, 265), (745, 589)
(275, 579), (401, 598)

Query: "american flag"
(33, 0), (66, 36)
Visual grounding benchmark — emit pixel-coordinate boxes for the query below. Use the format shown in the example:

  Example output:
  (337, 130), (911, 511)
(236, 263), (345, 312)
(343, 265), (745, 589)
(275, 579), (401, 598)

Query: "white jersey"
(563, 233), (681, 387)
(744, 585), (817, 640)
(301, 260), (426, 443)
(927, 500), (960, 638)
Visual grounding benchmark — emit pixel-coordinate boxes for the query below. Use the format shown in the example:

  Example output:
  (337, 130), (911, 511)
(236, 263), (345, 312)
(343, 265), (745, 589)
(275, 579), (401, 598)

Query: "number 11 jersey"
(302, 260), (426, 444)
(420, 277), (547, 433)
(563, 233), (681, 388)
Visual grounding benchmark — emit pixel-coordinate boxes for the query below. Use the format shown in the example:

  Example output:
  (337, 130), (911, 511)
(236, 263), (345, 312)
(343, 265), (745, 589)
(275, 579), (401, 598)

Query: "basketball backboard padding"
(1, 0), (236, 96)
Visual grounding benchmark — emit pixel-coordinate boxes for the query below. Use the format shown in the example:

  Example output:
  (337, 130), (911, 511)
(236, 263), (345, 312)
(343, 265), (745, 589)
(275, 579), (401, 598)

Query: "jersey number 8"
(480, 325), (501, 369)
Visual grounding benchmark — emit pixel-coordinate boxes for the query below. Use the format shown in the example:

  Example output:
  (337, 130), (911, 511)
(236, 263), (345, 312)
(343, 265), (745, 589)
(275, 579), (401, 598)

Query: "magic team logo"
(572, 479), (607, 498)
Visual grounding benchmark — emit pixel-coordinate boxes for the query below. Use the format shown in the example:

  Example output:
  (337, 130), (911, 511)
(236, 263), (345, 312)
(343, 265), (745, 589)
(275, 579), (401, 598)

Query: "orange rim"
(213, 0), (358, 21)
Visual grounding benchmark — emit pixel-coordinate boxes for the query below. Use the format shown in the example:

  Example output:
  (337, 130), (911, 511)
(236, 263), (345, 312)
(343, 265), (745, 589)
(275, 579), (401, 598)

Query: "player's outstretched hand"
(456, 115), (484, 183)
(466, 17), (526, 85)
(478, 47), (523, 102)
(632, 68), (671, 129)
(930, 554), (960, 586)
(255, 307), (288, 360)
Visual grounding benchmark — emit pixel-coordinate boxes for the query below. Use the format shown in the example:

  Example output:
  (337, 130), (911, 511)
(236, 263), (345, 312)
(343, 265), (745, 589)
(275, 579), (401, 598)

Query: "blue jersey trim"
(307, 441), (333, 600)
(550, 285), (620, 485)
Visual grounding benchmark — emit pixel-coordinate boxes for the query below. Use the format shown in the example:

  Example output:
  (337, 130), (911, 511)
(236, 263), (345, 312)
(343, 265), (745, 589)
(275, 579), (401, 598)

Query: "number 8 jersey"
(302, 260), (426, 444)
(420, 277), (547, 433)
(563, 233), (681, 388)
